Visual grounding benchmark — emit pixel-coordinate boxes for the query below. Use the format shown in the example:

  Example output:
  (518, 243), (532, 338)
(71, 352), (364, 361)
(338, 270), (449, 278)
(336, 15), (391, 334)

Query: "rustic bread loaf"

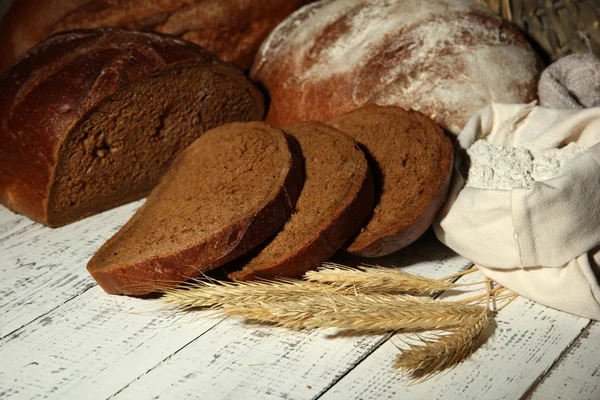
(0, 28), (264, 227)
(228, 121), (374, 281)
(328, 106), (453, 257)
(0, 0), (90, 72)
(251, 0), (542, 135)
(0, 0), (313, 72)
(87, 122), (303, 295)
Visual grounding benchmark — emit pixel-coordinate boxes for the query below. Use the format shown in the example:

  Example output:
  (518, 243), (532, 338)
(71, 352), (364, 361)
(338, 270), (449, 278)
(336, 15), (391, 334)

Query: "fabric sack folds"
(434, 103), (600, 320)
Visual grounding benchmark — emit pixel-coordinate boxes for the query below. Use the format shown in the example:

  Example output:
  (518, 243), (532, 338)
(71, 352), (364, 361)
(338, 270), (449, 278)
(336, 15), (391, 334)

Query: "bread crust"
(228, 121), (374, 280)
(251, 0), (542, 134)
(87, 122), (304, 295)
(0, 28), (264, 227)
(346, 152), (452, 257)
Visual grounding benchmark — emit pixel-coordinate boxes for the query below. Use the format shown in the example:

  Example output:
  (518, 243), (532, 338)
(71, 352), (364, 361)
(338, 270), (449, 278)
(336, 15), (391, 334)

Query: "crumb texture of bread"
(328, 105), (453, 257)
(0, 28), (264, 227)
(86, 122), (303, 295)
(228, 121), (374, 281)
(251, 0), (542, 134)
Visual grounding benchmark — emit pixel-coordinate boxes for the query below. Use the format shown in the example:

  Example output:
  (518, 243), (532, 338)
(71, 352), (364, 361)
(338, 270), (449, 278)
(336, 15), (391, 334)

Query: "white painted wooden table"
(0, 202), (598, 400)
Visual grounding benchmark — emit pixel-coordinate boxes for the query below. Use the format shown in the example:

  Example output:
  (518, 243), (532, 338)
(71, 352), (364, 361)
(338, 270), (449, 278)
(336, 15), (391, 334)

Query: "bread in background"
(0, 0), (314, 72)
(251, 0), (543, 135)
(0, 0), (90, 72)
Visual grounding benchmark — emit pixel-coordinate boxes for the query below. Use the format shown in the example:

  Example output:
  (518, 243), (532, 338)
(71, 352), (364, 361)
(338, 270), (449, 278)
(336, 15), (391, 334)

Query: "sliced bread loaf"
(0, 28), (264, 227)
(87, 122), (303, 295)
(327, 105), (453, 257)
(228, 121), (373, 281)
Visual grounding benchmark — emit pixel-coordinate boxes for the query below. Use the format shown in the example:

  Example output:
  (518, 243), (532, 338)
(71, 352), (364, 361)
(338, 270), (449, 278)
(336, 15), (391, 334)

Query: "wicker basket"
(477, 0), (600, 62)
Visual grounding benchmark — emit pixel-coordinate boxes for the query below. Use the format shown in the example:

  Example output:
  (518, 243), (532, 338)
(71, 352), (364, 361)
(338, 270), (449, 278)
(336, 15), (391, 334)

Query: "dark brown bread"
(0, 28), (264, 227)
(0, 0), (313, 72)
(251, 0), (542, 135)
(87, 122), (303, 295)
(328, 106), (453, 257)
(0, 0), (91, 72)
(228, 121), (374, 281)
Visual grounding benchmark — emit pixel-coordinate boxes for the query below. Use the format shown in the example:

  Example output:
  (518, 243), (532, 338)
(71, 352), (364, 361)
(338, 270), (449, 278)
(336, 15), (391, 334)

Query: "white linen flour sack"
(434, 103), (600, 320)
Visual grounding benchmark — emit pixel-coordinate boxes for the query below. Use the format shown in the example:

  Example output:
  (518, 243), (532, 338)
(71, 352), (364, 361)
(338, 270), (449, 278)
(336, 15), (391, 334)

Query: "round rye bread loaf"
(0, 0), (314, 72)
(251, 0), (543, 135)
(228, 121), (374, 281)
(328, 106), (453, 257)
(87, 122), (303, 295)
(0, 28), (264, 227)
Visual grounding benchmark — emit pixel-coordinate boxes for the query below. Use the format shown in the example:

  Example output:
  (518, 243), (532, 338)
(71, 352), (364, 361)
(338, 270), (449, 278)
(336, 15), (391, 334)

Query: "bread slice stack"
(228, 121), (374, 281)
(87, 105), (453, 295)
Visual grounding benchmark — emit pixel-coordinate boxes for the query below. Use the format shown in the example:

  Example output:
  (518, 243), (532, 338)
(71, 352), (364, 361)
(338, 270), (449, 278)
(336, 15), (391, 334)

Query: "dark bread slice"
(0, 28), (264, 227)
(228, 121), (374, 281)
(86, 122), (303, 295)
(327, 105), (453, 257)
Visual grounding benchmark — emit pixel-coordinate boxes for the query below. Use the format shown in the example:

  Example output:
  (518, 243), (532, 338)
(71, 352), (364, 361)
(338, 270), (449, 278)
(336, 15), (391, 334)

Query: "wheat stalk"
(159, 264), (514, 380)
(163, 280), (486, 332)
(221, 298), (486, 332)
(161, 279), (351, 310)
(306, 263), (460, 295)
(393, 309), (492, 379)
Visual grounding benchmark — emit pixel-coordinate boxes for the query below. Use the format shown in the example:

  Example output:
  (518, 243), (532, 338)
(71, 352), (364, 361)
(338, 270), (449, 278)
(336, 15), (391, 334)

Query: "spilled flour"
(466, 140), (585, 190)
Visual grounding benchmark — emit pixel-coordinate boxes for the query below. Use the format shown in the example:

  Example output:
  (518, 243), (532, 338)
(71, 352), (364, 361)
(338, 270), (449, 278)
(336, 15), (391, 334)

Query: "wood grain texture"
(0, 208), (34, 240)
(0, 201), (142, 337)
(114, 318), (388, 400)
(319, 269), (590, 400)
(530, 320), (600, 400)
(0, 285), (223, 399)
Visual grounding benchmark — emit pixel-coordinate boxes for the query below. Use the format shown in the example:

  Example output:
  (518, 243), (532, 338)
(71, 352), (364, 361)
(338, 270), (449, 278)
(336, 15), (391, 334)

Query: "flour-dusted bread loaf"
(0, 0), (313, 72)
(0, 28), (264, 227)
(229, 121), (374, 281)
(0, 0), (91, 72)
(87, 122), (303, 295)
(251, 0), (542, 135)
(328, 106), (453, 257)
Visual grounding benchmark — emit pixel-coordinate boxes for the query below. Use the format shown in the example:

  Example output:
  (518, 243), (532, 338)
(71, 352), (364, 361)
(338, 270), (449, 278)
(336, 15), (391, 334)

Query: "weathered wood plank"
(529, 320), (600, 400)
(114, 317), (386, 400)
(318, 269), (590, 400)
(0, 229), (470, 400)
(0, 285), (223, 400)
(0, 201), (143, 337)
(106, 239), (473, 400)
(0, 208), (35, 241)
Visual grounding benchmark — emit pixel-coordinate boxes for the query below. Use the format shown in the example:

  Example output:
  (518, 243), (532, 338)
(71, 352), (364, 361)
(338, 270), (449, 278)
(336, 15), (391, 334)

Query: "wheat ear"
(306, 263), (460, 295)
(163, 280), (487, 332)
(393, 308), (492, 379)
(161, 279), (354, 310)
